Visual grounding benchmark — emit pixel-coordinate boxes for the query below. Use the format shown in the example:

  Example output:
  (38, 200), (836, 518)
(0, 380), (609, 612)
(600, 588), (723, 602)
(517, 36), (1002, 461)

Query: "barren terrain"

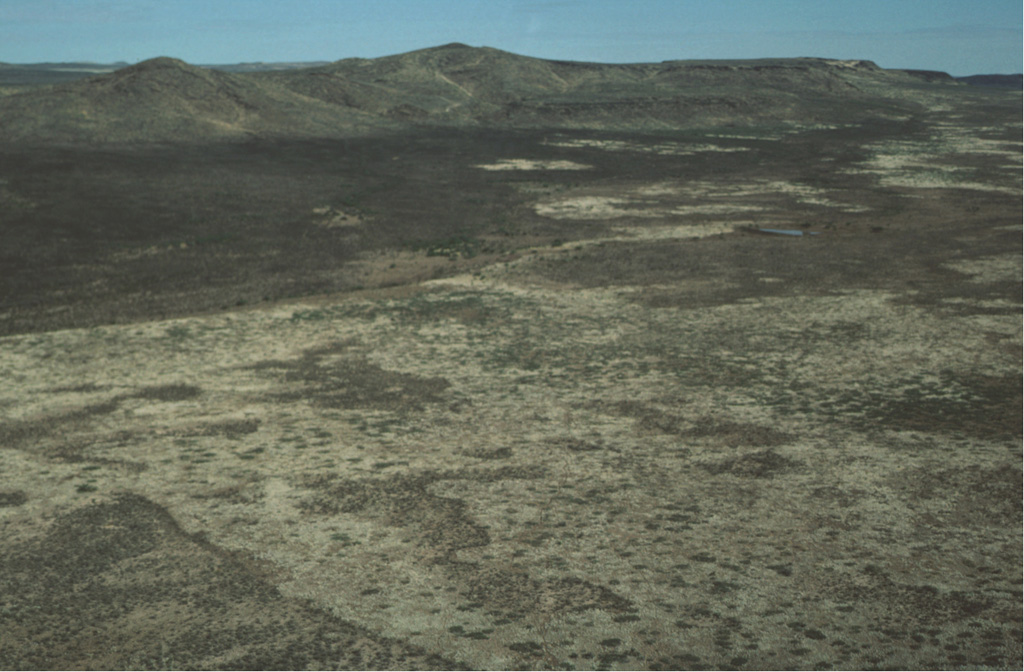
(0, 48), (1021, 670)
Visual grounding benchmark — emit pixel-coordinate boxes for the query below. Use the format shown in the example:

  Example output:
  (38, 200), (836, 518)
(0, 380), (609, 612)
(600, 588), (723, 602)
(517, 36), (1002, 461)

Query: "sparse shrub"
(416, 235), (481, 259)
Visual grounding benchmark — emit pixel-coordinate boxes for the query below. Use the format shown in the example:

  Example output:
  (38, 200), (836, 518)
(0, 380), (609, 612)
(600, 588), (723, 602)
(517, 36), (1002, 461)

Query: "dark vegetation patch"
(455, 565), (633, 619)
(700, 449), (803, 479)
(178, 418), (261, 439)
(821, 567), (1018, 665)
(600, 400), (685, 435)
(458, 446), (513, 460)
(0, 418), (55, 450)
(300, 463), (633, 623)
(254, 341), (450, 411)
(682, 416), (794, 447)
(0, 383), (202, 452)
(508, 640), (543, 654)
(44, 382), (107, 394)
(561, 438), (607, 452)
(777, 372), (1022, 439)
(132, 383), (203, 402)
(809, 485), (867, 509)
(0, 490), (28, 507)
(868, 373), (1022, 439)
(0, 407), (112, 452)
(300, 466), (545, 556)
(0, 494), (462, 670)
(899, 463), (1023, 527)
(302, 473), (491, 554)
(601, 401), (797, 444)
(0, 131), (555, 336)
(45, 446), (148, 474)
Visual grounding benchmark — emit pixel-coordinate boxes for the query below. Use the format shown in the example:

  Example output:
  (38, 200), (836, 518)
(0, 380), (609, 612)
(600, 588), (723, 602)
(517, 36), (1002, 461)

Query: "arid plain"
(0, 46), (1021, 669)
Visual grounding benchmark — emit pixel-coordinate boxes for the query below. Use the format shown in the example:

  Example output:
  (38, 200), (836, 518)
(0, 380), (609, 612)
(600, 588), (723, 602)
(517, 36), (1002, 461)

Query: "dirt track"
(1, 94), (1021, 669)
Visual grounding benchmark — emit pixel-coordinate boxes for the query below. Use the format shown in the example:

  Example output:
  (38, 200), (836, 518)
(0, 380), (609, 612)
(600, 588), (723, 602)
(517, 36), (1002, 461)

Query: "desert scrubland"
(0, 46), (1021, 669)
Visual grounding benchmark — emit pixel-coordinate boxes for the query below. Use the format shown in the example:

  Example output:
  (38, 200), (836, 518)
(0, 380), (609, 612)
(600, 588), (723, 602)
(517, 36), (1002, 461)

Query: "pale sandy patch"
(847, 131), (1022, 194)
(474, 159), (592, 171)
(312, 205), (365, 228)
(685, 143), (753, 153)
(534, 196), (660, 220)
(543, 138), (751, 155)
(635, 182), (682, 196)
(670, 204), (767, 215)
(758, 180), (868, 210)
(944, 255), (1023, 283)
(636, 179), (867, 211)
(534, 195), (762, 220)
(878, 172), (1021, 194)
(608, 221), (738, 240)
(824, 59), (873, 68)
(535, 176), (872, 220)
(941, 298), (1022, 310)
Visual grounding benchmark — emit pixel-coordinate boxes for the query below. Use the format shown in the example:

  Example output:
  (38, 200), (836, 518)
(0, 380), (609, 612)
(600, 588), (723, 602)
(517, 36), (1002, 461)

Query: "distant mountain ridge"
(955, 74), (1023, 88)
(0, 60), (328, 89)
(0, 56), (387, 142)
(0, 43), (1010, 143)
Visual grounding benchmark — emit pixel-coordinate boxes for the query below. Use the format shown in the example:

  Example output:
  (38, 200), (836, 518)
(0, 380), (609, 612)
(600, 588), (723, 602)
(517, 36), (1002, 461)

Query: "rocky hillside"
(266, 44), (951, 128)
(0, 57), (385, 142)
(0, 43), (971, 143)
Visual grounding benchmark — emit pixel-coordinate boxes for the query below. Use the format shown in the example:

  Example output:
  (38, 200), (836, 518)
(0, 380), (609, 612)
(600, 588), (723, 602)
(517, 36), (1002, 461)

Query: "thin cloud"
(0, 0), (151, 24)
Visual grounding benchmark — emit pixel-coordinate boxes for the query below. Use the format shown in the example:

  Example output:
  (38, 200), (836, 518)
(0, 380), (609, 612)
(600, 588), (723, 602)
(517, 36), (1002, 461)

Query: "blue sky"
(0, 0), (1020, 75)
